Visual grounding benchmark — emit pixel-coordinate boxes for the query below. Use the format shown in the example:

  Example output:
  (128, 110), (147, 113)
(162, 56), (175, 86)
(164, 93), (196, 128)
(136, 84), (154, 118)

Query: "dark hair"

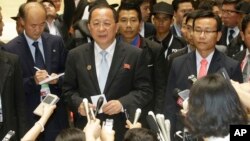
(185, 74), (248, 138)
(88, 3), (118, 23)
(55, 128), (85, 141)
(41, 0), (56, 8)
(192, 10), (222, 31)
(118, 2), (142, 22)
(222, 0), (240, 5)
(123, 128), (158, 141)
(172, 0), (194, 12)
(198, 0), (221, 11)
(241, 14), (250, 32)
(185, 10), (199, 24)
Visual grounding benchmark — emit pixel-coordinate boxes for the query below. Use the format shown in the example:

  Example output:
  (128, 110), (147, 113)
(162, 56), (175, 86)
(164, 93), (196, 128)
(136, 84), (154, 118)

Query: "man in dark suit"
(233, 14), (250, 82)
(0, 6), (28, 140)
(117, 1), (164, 117)
(217, 0), (241, 46)
(62, 3), (153, 141)
(4, 2), (68, 141)
(164, 10), (243, 141)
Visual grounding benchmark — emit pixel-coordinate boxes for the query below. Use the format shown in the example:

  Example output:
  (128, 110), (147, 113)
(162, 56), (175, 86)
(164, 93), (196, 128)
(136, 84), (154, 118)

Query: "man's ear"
(240, 31), (245, 41)
(216, 31), (222, 42)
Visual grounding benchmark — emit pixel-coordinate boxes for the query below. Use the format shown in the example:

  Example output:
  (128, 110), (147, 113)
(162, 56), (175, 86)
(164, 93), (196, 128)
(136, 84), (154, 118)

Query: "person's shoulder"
(69, 43), (91, 54)
(143, 38), (161, 48)
(0, 49), (19, 64)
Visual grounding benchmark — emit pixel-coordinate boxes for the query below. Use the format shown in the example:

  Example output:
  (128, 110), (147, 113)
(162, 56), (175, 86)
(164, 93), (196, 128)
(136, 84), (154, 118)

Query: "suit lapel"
(41, 33), (52, 73)
(20, 34), (37, 74)
(0, 51), (11, 95)
(104, 41), (126, 93)
(208, 50), (222, 74)
(84, 43), (101, 93)
(186, 51), (197, 77)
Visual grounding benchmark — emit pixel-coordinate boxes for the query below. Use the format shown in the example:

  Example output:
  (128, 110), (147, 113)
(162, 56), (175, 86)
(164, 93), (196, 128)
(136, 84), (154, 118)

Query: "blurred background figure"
(11, 3), (25, 35)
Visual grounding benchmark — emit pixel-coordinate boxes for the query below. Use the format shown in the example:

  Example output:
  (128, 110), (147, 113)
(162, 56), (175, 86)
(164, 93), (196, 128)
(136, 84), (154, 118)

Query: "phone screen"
(43, 96), (54, 104)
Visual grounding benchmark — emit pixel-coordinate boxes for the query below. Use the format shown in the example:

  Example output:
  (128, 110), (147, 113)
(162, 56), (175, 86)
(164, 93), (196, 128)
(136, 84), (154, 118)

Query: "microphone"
(156, 114), (168, 141)
(133, 108), (141, 125)
(83, 98), (90, 121)
(95, 96), (104, 116)
(147, 111), (165, 141)
(165, 119), (171, 141)
(188, 74), (197, 84)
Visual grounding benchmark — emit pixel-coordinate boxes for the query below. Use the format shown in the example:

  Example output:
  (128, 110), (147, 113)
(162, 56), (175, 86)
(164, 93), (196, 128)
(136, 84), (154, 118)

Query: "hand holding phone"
(33, 94), (59, 116)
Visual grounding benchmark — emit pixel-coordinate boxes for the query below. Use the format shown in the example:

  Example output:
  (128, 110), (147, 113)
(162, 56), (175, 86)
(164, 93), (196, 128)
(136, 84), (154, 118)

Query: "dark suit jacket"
(4, 32), (68, 141)
(217, 26), (239, 46)
(233, 49), (246, 63)
(63, 40), (153, 141)
(0, 49), (27, 140)
(228, 35), (246, 58)
(164, 49), (243, 140)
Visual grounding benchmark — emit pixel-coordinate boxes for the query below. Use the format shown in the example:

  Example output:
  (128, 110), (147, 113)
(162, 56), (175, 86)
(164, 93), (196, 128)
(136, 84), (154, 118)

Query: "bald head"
(21, 2), (46, 40)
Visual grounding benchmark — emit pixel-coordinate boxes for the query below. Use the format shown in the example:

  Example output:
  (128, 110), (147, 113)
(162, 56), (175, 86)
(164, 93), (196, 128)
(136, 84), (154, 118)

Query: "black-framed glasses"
(193, 28), (218, 35)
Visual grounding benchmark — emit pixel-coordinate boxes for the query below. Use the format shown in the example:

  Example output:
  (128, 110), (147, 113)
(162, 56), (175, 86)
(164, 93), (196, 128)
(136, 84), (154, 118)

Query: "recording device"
(174, 88), (190, 107)
(33, 94), (59, 116)
(95, 96), (104, 116)
(156, 114), (168, 141)
(133, 108), (141, 125)
(103, 119), (113, 131)
(147, 111), (165, 141)
(217, 67), (230, 82)
(2, 130), (15, 141)
(83, 98), (90, 121)
(178, 89), (190, 100)
(188, 74), (197, 84)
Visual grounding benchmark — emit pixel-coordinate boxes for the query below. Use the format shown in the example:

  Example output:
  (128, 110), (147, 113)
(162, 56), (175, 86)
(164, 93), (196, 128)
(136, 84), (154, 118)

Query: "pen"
(34, 66), (51, 78)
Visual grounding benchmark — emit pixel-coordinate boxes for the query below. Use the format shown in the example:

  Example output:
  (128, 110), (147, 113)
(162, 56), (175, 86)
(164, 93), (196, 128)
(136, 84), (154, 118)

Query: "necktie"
(243, 54), (250, 82)
(32, 41), (45, 69)
(98, 51), (109, 93)
(198, 59), (208, 79)
(228, 29), (235, 44)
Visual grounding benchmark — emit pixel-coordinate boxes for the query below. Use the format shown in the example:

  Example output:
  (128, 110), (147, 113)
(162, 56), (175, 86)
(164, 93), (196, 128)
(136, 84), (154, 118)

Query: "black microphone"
(95, 96), (104, 116)
(188, 74), (197, 84)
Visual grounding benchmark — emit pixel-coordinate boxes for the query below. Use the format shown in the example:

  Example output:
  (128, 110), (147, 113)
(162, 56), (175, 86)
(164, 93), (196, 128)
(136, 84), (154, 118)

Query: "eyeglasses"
(193, 29), (217, 35)
(221, 9), (238, 15)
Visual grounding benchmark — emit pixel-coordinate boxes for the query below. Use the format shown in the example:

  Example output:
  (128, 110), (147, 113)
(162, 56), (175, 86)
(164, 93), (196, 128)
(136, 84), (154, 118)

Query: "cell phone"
(2, 130), (15, 141)
(104, 119), (113, 131)
(217, 68), (230, 82)
(178, 89), (190, 100)
(33, 94), (59, 116)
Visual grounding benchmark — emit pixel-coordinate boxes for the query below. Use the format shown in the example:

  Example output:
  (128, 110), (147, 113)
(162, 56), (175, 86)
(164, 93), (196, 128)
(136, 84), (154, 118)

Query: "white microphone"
(147, 111), (165, 141)
(156, 114), (168, 141)
(83, 98), (90, 121)
(165, 119), (171, 141)
(133, 108), (141, 125)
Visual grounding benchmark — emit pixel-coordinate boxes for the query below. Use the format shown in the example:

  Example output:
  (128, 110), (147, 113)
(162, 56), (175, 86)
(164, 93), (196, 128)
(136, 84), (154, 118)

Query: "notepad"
(39, 73), (65, 85)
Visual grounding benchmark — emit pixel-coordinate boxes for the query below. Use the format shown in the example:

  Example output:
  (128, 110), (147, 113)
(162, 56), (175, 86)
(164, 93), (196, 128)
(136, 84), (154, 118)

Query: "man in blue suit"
(4, 2), (68, 141)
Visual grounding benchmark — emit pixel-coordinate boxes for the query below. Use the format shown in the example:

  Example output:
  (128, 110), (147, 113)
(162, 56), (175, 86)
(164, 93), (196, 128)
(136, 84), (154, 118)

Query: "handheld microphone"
(95, 96), (104, 116)
(165, 119), (171, 141)
(147, 111), (165, 141)
(83, 98), (90, 121)
(156, 114), (168, 141)
(133, 108), (141, 125)
(2, 130), (15, 141)
(188, 74), (197, 84)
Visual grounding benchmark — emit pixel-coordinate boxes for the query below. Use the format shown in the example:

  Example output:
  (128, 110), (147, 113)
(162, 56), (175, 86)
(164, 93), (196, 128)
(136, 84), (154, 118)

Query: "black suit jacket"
(217, 26), (239, 46)
(4, 32), (68, 141)
(164, 49), (243, 140)
(63, 40), (153, 140)
(0, 49), (27, 140)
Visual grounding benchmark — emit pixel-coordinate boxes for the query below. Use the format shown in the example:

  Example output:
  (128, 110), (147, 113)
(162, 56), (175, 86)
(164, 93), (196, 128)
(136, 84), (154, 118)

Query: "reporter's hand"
(78, 102), (95, 116)
(101, 123), (115, 141)
(48, 73), (59, 84)
(34, 70), (49, 85)
(102, 100), (122, 115)
(180, 98), (189, 116)
(125, 120), (142, 129)
(84, 119), (101, 139)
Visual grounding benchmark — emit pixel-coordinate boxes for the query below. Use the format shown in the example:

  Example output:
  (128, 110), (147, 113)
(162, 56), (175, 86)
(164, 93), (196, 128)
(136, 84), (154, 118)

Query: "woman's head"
(185, 73), (248, 138)
(55, 128), (85, 141)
